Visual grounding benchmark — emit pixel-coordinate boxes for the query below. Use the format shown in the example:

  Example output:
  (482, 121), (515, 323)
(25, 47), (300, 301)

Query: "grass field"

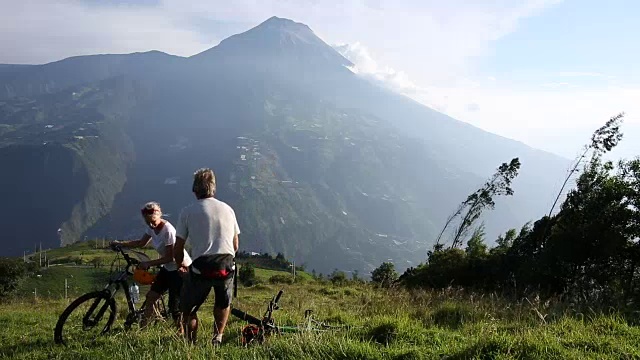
(13, 263), (309, 300)
(3, 243), (638, 359)
(1, 276), (639, 359)
(31, 240), (158, 266)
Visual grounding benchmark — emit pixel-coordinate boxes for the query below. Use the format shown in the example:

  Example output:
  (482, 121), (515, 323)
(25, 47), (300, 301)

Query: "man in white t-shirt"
(174, 168), (240, 346)
(111, 201), (192, 329)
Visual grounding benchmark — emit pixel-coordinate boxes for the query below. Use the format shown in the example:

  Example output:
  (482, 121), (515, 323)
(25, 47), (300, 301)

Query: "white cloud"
(466, 103), (480, 112)
(333, 42), (420, 94)
(0, 1), (210, 63)
(424, 84), (640, 159)
(0, 0), (563, 86)
(542, 82), (571, 88)
(557, 71), (606, 78)
(323, 1), (565, 88)
(336, 41), (639, 159)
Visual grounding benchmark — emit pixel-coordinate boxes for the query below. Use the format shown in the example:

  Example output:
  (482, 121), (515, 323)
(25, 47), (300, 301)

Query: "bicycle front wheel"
(54, 290), (117, 345)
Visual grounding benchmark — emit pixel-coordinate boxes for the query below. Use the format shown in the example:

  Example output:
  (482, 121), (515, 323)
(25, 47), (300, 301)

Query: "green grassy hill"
(15, 266), (109, 300)
(33, 240), (156, 265)
(1, 279), (639, 359)
(4, 243), (638, 359)
(14, 261), (309, 301)
(17, 241), (310, 300)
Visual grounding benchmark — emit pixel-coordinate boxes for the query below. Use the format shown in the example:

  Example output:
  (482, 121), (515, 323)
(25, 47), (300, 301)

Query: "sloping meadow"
(1, 281), (639, 359)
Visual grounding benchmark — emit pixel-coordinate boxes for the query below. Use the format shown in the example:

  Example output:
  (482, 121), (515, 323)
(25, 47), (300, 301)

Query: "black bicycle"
(53, 244), (168, 345)
(232, 288), (345, 345)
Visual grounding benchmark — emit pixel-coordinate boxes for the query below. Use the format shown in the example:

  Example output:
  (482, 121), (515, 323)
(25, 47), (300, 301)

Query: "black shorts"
(179, 268), (234, 315)
(149, 267), (182, 320)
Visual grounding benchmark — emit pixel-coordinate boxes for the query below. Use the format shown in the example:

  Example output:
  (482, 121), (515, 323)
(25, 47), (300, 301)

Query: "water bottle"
(129, 283), (140, 303)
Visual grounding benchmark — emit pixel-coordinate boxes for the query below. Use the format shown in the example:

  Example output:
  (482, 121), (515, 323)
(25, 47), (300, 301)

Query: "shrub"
(371, 262), (398, 287)
(239, 263), (258, 286)
(0, 258), (32, 297)
(329, 270), (347, 285)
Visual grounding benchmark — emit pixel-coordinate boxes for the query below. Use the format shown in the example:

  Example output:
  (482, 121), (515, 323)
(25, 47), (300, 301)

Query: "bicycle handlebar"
(231, 308), (263, 327)
(108, 243), (140, 267)
(274, 289), (283, 305)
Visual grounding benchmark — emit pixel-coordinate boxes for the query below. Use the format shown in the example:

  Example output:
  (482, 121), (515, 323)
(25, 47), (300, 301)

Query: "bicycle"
(53, 244), (168, 345)
(231, 288), (346, 345)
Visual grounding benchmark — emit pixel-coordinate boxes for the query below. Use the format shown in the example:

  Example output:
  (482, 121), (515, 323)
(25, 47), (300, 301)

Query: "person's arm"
(233, 213), (240, 253)
(111, 234), (151, 248)
(174, 209), (188, 269)
(233, 233), (239, 253)
(173, 209), (189, 269)
(140, 244), (175, 269)
(174, 236), (186, 268)
(139, 229), (175, 269)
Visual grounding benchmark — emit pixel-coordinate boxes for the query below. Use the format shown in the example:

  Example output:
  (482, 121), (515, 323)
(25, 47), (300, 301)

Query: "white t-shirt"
(145, 221), (192, 271)
(176, 197), (240, 259)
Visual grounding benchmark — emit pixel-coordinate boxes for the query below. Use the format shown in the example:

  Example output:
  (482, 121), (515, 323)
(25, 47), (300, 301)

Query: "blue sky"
(0, 0), (637, 160)
(483, 0), (639, 83)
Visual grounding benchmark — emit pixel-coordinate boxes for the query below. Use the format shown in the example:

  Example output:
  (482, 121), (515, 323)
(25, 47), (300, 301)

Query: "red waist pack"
(191, 254), (235, 280)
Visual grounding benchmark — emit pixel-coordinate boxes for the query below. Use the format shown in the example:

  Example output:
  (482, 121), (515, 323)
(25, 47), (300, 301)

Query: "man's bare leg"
(184, 314), (198, 344)
(213, 306), (230, 338)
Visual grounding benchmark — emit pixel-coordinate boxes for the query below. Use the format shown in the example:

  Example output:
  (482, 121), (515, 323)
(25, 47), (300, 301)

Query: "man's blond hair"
(192, 168), (216, 199)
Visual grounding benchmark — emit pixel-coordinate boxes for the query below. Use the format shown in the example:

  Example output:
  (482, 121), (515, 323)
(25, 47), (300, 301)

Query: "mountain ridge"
(0, 17), (569, 273)
(0, 17), (564, 162)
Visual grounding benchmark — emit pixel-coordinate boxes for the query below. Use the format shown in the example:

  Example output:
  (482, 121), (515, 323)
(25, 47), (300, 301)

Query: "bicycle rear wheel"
(54, 290), (117, 345)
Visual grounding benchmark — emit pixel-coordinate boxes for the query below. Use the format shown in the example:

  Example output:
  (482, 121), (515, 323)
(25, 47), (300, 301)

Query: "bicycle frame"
(231, 288), (334, 345)
(103, 246), (142, 313)
(97, 245), (163, 328)
(54, 245), (168, 344)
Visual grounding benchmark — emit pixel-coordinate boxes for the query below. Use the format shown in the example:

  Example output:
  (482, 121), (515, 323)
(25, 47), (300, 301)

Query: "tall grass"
(1, 282), (639, 359)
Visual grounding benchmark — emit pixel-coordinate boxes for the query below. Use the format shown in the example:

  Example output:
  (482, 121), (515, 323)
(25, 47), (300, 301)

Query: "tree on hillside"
(329, 269), (347, 285)
(274, 252), (291, 270)
(351, 270), (364, 283)
(544, 156), (638, 296)
(371, 262), (398, 288)
(500, 152), (640, 300)
(491, 228), (518, 256)
(0, 258), (32, 297)
(399, 112), (640, 306)
(239, 262), (258, 286)
(465, 225), (488, 260)
(537, 113), (626, 262)
(424, 248), (469, 288)
(436, 158), (521, 248)
(547, 113), (624, 220)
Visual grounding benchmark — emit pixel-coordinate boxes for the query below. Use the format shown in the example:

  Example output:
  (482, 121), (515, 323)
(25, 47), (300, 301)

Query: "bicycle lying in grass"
(231, 288), (345, 345)
(54, 244), (168, 345)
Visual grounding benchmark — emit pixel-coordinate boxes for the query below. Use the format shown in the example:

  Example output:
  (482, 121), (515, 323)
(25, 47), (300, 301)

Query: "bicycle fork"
(83, 301), (107, 328)
(83, 289), (114, 330)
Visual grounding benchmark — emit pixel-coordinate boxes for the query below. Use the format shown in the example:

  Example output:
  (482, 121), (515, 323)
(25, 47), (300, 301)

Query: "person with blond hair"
(174, 168), (240, 346)
(111, 201), (192, 329)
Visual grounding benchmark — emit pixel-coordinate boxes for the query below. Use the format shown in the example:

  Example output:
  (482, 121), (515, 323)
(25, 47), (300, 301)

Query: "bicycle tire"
(54, 290), (117, 345)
